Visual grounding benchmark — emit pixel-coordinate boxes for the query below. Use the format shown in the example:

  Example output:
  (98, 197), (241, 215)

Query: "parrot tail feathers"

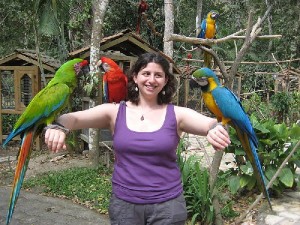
(136, 16), (142, 34)
(204, 51), (213, 68)
(6, 131), (34, 225)
(3, 131), (18, 147)
(234, 125), (272, 210)
(250, 141), (273, 210)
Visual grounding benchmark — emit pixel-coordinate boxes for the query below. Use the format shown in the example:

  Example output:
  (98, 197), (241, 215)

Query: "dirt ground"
(0, 142), (92, 186)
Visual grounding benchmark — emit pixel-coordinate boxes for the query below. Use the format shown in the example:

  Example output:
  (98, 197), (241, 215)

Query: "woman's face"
(134, 62), (168, 98)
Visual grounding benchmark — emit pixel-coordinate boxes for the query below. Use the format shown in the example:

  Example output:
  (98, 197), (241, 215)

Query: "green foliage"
(257, 120), (300, 193)
(1, 0), (299, 76)
(177, 140), (214, 224)
(242, 92), (299, 125)
(226, 115), (300, 196)
(2, 114), (19, 134)
(270, 91), (299, 124)
(23, 166), (112, 214)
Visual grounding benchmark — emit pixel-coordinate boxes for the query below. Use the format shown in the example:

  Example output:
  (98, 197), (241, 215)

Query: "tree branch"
(229, 5), (273, 85)
(197, 45), (229, 81)
(168, 29), (246, 45)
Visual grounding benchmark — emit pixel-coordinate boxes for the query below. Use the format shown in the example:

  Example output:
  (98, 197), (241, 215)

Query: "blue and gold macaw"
(192, 67), (272, 209)
(196, 11), (219, 68)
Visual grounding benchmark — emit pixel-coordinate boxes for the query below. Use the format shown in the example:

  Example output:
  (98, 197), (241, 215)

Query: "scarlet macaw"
(3, 58), (89, 224)
(97, 57), (127, 103)
(197, 10), (219, 68)
(136, 0), (149, 34)
(192, 67), (272, 209)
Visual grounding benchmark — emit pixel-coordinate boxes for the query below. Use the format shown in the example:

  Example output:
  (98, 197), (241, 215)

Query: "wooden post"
(0, 69), (2, 144)
(184, 77), (189, 107)
(237, 76), (242, 98)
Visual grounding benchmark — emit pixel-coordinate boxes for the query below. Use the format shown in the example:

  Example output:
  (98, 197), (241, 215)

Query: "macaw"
(192, 67), (272, 210)
(3, 58), (89, 225)
(196, 10), (219, 68)
(97, 57), (127, 103)
(136, 0), (149, 34)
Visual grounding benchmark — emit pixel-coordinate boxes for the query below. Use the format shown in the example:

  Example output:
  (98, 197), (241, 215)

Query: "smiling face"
(133, 62), (168, 100)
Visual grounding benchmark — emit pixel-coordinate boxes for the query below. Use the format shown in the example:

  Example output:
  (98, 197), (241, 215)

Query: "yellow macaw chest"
(202, 92), (222, 117)
(202, 92), (231, 125)
(205, 21), (216, 39)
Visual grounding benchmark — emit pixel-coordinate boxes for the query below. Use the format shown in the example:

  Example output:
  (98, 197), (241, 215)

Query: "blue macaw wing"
(211, 86), (258, 146)
(197, 19), (207, 38)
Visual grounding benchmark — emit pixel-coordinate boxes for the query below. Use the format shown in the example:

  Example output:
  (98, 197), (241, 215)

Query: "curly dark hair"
(127, 52), (177, 105)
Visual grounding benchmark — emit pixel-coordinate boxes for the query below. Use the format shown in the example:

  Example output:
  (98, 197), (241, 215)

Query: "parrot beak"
(75, 61), (89, 76)
(81, 65), (90, 76)
(211, 12), (219, 19)
(97, 59), (107, 72)
(191, 75), (208, 87)
(96, 59), (103, 68)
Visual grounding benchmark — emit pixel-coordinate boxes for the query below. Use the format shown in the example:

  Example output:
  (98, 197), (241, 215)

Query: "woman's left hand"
(206, 124), (231, 151)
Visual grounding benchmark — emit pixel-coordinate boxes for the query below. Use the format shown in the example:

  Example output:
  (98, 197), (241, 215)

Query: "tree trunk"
(195, 0), (202, 36)
(265, 0), (273, 52)
(163, 0), (174, 58)
(88, 0), (109, 168)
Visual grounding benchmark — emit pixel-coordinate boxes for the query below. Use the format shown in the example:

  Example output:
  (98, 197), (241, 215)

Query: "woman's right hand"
(45, 128), (67, 153)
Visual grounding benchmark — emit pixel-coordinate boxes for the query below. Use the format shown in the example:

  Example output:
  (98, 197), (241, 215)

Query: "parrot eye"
(211, 12), (219, 19)
(75, 62), (89, 76)
(192, 76), (208, 86)
(102, 63), (109, 71)
(74, 63), (81, 75)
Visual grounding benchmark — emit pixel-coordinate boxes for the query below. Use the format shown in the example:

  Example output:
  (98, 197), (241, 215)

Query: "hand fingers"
(45, 129), (66, 153)
(207, 125), (231, 150)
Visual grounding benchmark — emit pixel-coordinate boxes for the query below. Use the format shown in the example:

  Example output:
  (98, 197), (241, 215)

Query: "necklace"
(139, 105), (160, 121)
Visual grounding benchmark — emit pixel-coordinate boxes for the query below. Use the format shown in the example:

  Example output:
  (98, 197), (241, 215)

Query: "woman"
(45, 52), (230, 225)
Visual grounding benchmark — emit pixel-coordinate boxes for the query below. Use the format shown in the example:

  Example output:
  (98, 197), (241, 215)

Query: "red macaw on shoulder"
(197, 10), (219, 68)
(192, 68), (272, 210)
(97, 57), (127, 103)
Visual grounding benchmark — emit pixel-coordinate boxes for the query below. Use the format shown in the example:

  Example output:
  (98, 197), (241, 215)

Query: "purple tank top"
(112, 101), (182, 204)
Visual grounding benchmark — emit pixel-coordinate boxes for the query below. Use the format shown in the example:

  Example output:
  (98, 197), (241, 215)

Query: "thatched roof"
(0, 49), (60, 72)
(69, 29), (181, 74)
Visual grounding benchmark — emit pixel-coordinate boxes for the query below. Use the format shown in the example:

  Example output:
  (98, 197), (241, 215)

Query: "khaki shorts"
(109, 193), (187, 225)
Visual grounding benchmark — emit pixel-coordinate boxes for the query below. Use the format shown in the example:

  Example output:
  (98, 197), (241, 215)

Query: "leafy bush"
(177, 140), (214, 225)
(270, 91), (299, 124)
(226, 115), (300, 196)
(2, 114), (19, 134)
(242, 92), (300, 125)
(177, 139), (239, 224)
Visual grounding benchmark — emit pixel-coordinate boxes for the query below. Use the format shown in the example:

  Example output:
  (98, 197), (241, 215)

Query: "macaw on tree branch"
(3, 58), (89, 225)
(192, 67), (272, 210)
(97, 57), (127, 103)
(197, 10), (219, 68)
(136, 0), (149, 34)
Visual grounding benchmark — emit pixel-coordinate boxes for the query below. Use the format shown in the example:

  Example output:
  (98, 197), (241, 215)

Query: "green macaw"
(3, 58), (89, 224)
(192, 67), (272, 210)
